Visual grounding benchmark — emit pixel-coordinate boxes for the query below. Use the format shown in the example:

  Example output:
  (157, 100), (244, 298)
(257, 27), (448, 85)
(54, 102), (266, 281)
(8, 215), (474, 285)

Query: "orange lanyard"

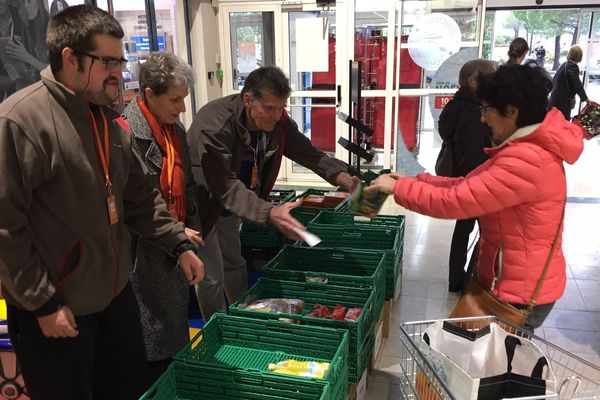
(163, 126), (176, 202)
(89, 109), (112, 194)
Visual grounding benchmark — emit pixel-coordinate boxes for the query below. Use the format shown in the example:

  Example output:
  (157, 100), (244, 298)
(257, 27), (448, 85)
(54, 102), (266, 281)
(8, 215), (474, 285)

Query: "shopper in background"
(548, 45), (589, 120)
(0, 6), (203, 399)
(187, 66), (359, 320)
(50, 0), (69, 17)
(534, 44), (546, 68)
(0, 0), (20, 99)
(366, 64), (584, 330)
(437, 59), (497, 292)
(506, 37), (528, 65)
(123, 51), (204, 385)
(5, 0), (49, 87)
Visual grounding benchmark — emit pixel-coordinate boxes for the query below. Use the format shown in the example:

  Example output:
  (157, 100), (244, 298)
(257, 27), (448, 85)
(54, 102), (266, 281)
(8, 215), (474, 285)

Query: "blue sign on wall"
(130, 36), (166, 52)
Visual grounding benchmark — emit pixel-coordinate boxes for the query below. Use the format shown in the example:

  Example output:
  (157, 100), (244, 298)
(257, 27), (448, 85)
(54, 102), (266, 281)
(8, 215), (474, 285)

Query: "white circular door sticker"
(408, 13), (462, 71)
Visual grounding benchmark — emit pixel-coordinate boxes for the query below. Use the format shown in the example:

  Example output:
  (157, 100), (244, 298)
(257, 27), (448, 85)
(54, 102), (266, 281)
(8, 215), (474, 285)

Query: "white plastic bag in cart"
(422, 321), (557, 400)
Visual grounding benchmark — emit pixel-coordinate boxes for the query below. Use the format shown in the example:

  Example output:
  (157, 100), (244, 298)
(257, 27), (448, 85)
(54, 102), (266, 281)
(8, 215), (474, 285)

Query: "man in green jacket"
(0, 5), (203, 399)
(187, 66), (358, 320)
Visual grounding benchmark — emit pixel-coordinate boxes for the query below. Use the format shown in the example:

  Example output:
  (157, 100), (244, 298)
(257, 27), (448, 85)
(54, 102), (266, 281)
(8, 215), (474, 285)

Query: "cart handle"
(557, 376), (582, 397)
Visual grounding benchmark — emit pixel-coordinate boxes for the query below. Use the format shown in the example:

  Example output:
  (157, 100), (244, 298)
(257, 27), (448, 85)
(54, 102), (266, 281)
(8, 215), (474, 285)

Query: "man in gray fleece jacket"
(0, 5), (203, 399)
(187, 66), (358, 320)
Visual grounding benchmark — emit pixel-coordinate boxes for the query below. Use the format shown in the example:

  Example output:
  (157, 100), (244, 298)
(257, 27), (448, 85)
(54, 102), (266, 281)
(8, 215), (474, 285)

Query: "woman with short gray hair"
(138, 51), (194, 103)
(123, 51), (204, 384)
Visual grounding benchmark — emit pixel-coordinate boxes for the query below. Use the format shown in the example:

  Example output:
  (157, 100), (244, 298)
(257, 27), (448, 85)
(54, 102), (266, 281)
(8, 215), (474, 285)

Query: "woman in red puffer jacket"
(367, 64), (584, 330)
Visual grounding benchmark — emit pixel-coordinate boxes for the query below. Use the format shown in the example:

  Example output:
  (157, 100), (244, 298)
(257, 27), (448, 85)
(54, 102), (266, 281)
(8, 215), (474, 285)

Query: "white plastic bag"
(421, 321), (556, 400)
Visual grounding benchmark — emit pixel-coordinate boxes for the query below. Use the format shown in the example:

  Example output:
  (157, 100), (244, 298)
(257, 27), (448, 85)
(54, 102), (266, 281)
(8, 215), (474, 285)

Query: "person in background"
(187, 66), (359, 320)
(548, 45), (589, 120)
(366, 64), (584, 331)
(506, 37), (528, 65)
(534, 44), (546, 68)
(0, 6), (203, 398)
(50, 0), (69, 17)
(123, 51), (204, 385)
(0, 0), (20, 98)
(437, 59), (497, 292)
(5, 0), (49, 87)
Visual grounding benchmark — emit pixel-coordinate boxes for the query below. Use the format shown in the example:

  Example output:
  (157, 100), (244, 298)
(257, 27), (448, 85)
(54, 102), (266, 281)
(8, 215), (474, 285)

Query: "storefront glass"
(485, 8), (600, 118)
(229, 11), (274, 90)
(108, 0), (181, 105)
(0, 0), (184, 109)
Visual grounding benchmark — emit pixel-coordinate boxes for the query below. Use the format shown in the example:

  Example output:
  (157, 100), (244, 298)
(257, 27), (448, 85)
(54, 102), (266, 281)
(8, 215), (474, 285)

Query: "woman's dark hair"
(507, 37), (529, 64)
(241, 66), (292, 100)
(458, 59), (497, 89)
(46, 5), (124, 74)
(477, 64), (552, 127)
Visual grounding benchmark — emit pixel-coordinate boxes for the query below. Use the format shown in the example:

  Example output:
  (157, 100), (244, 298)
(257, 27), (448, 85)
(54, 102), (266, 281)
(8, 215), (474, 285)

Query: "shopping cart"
(396, 316), (600, 400)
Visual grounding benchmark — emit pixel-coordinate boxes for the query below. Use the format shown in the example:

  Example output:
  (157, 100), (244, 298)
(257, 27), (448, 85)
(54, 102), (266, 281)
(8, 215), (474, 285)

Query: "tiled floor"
(364, 139), (600, 398)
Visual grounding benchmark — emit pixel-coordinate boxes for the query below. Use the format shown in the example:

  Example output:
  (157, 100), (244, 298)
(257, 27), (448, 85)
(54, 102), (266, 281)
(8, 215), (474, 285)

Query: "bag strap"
(527, 205), (565, 313)
(470, 206), (565, 315)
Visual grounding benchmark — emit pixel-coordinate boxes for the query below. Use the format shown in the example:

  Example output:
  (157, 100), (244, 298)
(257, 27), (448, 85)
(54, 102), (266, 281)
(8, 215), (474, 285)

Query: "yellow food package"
(268, 360), (330, 379)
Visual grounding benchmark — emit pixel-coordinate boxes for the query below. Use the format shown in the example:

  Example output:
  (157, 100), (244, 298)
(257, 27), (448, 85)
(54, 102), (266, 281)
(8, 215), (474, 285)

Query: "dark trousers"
(7, 283), (149, 400)
(147, 358), (172, 388)
(448, 218), (477, 290)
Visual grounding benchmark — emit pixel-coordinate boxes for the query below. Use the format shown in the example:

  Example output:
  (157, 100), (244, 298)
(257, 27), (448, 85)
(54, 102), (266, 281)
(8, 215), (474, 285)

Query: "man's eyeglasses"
(74, 50), (128, 70)
(479, 104), (492, 116)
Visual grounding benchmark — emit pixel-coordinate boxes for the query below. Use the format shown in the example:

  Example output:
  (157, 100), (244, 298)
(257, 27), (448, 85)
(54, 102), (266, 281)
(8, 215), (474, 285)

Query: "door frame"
(218, 2), (284, 95)
(218, 0), (352, 187)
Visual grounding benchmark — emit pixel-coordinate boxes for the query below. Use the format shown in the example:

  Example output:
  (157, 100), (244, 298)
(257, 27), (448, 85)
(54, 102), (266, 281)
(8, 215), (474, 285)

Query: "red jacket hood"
(486, 108), (584, 165)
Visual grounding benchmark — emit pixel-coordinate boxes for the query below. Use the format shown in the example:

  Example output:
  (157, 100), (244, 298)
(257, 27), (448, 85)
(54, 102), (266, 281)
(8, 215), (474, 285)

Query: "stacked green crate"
(307, 211), (405, 299)
(263, 246), (386, 320)
(169, 314), (349, 400)
(229, 278), (378, 383)
(140, 363), (332, 400)
(291, 189), (351, 226)
(240, 189), (296, 248)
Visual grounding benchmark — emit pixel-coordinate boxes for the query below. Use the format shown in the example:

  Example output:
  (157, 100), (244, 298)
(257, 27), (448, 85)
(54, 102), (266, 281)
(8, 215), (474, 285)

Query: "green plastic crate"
(229, 278), (378, 383)
(241, 189), (296, 248)
(307, 211), (405, 299)
(291, 189), (351, 226)
(263, 246), (386, 320)
(139, 364), (192, 399)
(140, 363), (332, 400)
(172, 314), (349, 400)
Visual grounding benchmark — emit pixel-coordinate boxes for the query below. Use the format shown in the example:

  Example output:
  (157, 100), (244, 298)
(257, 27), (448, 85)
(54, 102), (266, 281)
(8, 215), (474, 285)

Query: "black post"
(183, 0), (197, 113)
(144, 0), (159, 52)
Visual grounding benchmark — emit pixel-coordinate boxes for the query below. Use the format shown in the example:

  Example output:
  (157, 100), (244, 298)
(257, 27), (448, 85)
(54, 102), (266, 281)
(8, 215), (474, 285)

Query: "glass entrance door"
(219, 1), (349, 187)
(229, 11), (276, 90)
(280, 4), (350, 186)
(218, 4), (281, 95)
(581, 10), (600, 108)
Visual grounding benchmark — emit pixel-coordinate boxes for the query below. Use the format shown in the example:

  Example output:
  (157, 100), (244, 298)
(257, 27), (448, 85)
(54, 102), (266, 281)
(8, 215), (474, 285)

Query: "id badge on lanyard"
(90, 109), (119, 225)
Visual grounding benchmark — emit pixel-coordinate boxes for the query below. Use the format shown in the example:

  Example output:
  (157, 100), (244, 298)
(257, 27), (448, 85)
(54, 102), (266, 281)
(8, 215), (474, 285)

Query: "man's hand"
(178, 250), (204, 284)
(335, 172), (360, 193)
(184, 227), (205, 246)
(364, 172), (403, 195)
(269, 201), (305, 241)
(37, 306), (78, 338)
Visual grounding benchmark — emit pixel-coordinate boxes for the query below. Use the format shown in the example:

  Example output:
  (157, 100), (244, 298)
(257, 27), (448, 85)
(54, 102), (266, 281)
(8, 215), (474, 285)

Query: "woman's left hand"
(184, 227), (205, 246)
(364, 172), (403, 195)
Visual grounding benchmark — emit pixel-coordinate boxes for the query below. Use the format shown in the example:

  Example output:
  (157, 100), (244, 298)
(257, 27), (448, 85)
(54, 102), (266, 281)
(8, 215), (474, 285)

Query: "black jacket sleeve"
(566, 62), (588, 102)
